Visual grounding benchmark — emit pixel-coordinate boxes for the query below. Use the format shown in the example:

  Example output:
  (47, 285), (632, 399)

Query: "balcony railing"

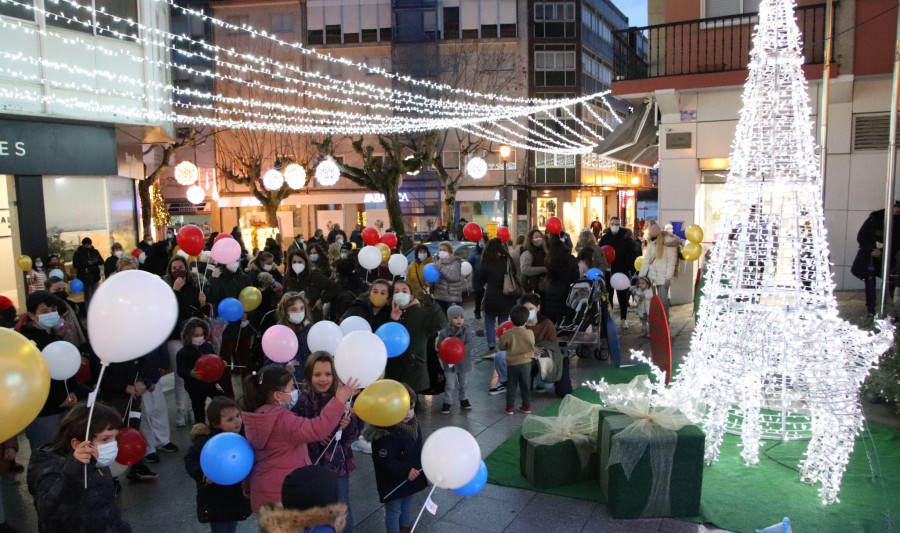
(614, 3), (832, 81)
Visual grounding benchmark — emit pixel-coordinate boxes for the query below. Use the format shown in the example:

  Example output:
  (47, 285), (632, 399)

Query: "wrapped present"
(597, 394), (705, 518)
(519, 396), (601, 489)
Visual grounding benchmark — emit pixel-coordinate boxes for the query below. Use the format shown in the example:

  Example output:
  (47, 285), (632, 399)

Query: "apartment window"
(380, 27), (392, 41)
(704, 0), (762, 18)
(534, 48), (576, 87)
(486, 150), (517, 171)
(325, 24), (342, 43)
(45, 0), (139, 38)
(499, 23), (517, 38)
(308, 29), (324, 44)
(442, 151), (461, 170)
(361, 28), (378, 42)
(443, 6), (460, 39)
(225, 15), (249, 35)
(480, 24), (498, 39)
(534, 2), (576, 38)
(270, 14), (293, 34)
(462, 28), (479, 39)
(0, 0), (34, 22)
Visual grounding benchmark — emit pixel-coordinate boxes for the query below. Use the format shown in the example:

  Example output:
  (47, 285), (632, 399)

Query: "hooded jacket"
(258, 503), (347, 533)
(242, 400), (344, 512)
(72, 245), (103, 283)
(183, 424), (252, 524)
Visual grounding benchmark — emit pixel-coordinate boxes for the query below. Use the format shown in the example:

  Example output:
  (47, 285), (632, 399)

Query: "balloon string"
(84, 362), (108, 488)
(409, 483), (437, 533)
(382, 469), (423, 501)
(314, 433), (338, 465)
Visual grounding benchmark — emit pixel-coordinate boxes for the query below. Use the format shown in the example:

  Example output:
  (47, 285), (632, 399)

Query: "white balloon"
(340, 315), (372, 335)
(610, 272), (632, 291)
(307, 320), (344, 355)
(334, 331), (387, 388)
(199, 250), (212, 263)
(176, 249), (191, 259)
(460, 261), (473, 277)
(87, 270), (178, 364)
(388, 254), (409, 277)
(421, 427), (482, 489)
(211, 238), (242, 265)
(358, 245), (382, 270)
(48, 269), (65, 280)
(41, 341), (82, 380)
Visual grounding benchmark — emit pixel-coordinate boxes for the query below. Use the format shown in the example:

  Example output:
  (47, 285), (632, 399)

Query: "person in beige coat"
(637, 220), (680, 318)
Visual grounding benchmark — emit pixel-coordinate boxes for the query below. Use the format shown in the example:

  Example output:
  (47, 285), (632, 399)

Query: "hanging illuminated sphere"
(186, 185), (205, 204)
(466, 157), (487, 180)
(174, 161), (199, 186)
(316, 159), (340, 187)
(262, 169), (285, 191)
(284, 163), (307, 189)
(404, 155), (420, 176)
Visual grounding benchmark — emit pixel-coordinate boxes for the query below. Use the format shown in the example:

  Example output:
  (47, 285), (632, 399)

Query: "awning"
(593, 101), (659, 169)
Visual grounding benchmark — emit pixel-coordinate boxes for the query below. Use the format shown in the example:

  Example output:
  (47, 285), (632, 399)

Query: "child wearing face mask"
(431, 241), (464, 313)
(27, 402), (131, 533)
(241, 366), (360, 512)
(262, 292), (312, 384)
(283, 250), (340, 324)
(292, 352), (360, 533)
(436, 305), (476, 414)
(176, 318), (226, 425)
(184, 397), (251, 533)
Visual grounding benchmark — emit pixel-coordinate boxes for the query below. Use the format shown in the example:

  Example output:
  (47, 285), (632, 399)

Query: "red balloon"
(496, 320), (515, 339)
(194, 354), (225, 383)
(380, 232), (398, 250)
(362, 227), (380, 246)
(130, 248), (143, 259)
(177, 224), (205, 256)
(601, 245), (616, 265)
(545, 217), (563, 235)
(496, 226), (510, 243)
(463, 223), (483, 242)
(438, 337), (466, 365)
(214, 233), (234, 244)
(74, 356), (91, 384)
(115, 427), (146, 466)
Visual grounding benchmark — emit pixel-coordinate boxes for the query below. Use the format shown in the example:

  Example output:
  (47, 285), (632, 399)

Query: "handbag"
(503, 257), (524, 296)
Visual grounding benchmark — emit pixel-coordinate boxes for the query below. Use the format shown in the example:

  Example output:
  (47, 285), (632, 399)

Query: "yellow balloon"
(0, 328), (51, 443)
(238, 286), (263, 312)
(685, 224), (704, 244)
(172, 245), (181, 256)
(682, 242), (703, 262)
(16, 255), (32, 271)
(376, 242), (391, 263)
(634, 256), (644, 272)
(351, 242), (357, 250)
(353, 379), (411, 427)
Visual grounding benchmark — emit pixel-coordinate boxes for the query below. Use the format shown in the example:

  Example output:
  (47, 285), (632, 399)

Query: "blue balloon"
(423, 263), (440, 283)
(375, 322), (410, 358)
(218, 297), (244, 322)
(586, 268), (604, 281)
(452, 460), (488, 497)
(200, 432), (254, 486)
(69, 278), (84, 293)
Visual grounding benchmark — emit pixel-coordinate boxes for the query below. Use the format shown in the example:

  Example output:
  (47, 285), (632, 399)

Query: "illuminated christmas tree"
(668, 0), (894, 504)
(151, 185), (171, 229)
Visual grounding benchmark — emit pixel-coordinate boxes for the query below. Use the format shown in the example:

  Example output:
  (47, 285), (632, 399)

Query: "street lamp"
(499, 144), (511, 227)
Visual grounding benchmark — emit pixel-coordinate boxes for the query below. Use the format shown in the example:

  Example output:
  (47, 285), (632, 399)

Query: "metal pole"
(818, 0), (834, 199)
(879, 7), (900, 316)
(503, 159), (509, 227)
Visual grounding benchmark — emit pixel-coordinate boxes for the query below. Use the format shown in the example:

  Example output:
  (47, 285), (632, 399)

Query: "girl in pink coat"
(241, 366), (359, 512)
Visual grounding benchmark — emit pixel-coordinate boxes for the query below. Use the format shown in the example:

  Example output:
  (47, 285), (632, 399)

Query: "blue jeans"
(484, 313), (508, 348)
(337, 474), (353, 533)
(209, 522), (237, 533)
(384, 495), (412, 533)
(494, 350), (507, 383)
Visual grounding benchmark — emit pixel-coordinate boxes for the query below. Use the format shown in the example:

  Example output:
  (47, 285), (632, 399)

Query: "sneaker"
(156, 442), (179, 453)
(483, 348), (496, 360)
(488, 383), (507, 395)
(126, 462), (158, 482)
(460, 399), (472, 411)
(143, 452), (160, 464)
(620, 319), (630, 330)
(174, 409), (186, 428)
(505, 407), (514, 415)
(518, 407), (532, 414)
(351, 436), (372, 454)
(441, 403), (451, 414)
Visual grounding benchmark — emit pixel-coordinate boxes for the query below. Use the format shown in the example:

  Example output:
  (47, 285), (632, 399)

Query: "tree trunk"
(138, 178), (153, 238)
(264, 201), (280, 235)
(384, 182), (406, 237)
(442, 190), (456, 230)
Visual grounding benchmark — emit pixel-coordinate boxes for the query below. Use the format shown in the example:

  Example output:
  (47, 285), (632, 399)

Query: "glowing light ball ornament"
(283, 163), (307, 189)
(316, 159), (341, 186)
(262, 169), (285, 191)
(186, 185), (205, 205)
(174, 161), (199, 186)
(466, 157), (487, 180)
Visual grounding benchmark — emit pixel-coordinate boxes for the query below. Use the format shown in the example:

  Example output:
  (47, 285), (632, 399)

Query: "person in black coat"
(480, 238), (521, 351)
(72, 237), (103, 306)
(543, 236), (580, 323)
(851, 203), (900, 317)
(340, 280), (393, 331)
(264, 238), (284, 266)
(468, 236), (488, 319)
(350, 224), (364, 249)
(176, 318), (225, 424)
(327, 224), (347, 245)
(103, 242), (125, 280)
(599, 217), (638, 322)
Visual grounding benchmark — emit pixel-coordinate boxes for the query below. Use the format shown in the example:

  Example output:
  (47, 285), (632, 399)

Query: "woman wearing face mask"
(262, 293), (312, 385)
(599, 217), (637, 328)
(327, 235), (346, 261)
(209, 256), (253, 398)
(241, 366), (360, 512)
(405, 244), (435, 301)
(282, 250), (340, 323)
(305, 244), (330, 273)
(27, 402), (130, 533)
(44, 277), (88, 349)
(637, 220), (680, 318)
(26, 255), (47, 294)
(431, 241), (464, 313)
(520, 229), (549, 295)
(386, 280), (446, 394)
(103, 242), (124, 280)
(248, 251), (284, 285)
(341, 279), (393, 331)
(176, 318), (225, 425)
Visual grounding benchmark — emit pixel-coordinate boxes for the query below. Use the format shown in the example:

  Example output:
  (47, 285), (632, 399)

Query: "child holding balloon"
(184, 397), (251, 533)
(436, 305), (476, 414)
(177, 318), (225, 425)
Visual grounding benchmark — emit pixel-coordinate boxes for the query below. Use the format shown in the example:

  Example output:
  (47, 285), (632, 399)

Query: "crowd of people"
(2, 216), (676, 533)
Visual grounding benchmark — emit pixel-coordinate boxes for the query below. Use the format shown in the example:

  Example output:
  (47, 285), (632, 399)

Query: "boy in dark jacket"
(362, 383), (427, 533)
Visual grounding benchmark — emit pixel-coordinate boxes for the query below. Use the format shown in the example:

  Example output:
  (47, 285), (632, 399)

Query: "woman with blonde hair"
(637, 220), (680, 317)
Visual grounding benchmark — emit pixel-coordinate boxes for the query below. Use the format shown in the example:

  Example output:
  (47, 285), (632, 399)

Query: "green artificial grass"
(485, 364), (900, 533)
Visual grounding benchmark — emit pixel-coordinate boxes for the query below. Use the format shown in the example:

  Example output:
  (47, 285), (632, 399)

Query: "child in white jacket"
(630, 277), (654, 337)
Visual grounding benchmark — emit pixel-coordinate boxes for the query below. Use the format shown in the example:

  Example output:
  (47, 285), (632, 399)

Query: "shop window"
(537, 197), (558, 228)
(270, 13), (294, 34)
(443, 6), (460, 40)
(308, 29), (324, 45)
(0, 0), (34, 22)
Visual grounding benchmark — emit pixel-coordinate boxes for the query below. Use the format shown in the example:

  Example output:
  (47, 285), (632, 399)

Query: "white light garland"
(316, 159), (340, 187)
(174, 161), (199, 186)
(466, 157), (488, 180)
(186, 185), (205, 204)
(283, 163), (306, 190)
(262, 169), (284, 191)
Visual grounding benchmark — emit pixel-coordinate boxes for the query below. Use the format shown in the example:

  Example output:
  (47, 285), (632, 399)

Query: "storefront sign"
(0, 119), (117, 175)
(364, 192), (410, 204)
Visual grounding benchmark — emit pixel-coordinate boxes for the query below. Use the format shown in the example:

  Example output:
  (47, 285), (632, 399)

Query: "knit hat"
(447, 305), (465, 321)
(0, 295), (13, 313)
(282, 466), (340, 512)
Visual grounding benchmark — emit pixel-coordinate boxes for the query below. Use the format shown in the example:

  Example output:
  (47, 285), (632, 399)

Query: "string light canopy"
(174, 161), (199, 186)
(262, 168), (285, 191)
(186, 185), (205, 204)
(283, 163), (307, 190)
(466, 157), (488, 180)
(316, 159), (340, 187)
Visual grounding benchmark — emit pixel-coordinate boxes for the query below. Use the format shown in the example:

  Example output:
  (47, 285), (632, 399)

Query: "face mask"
(532, 238), (543, 247)
(114, 251), (123, 258)
(336, 239), (343, 245)
(226, 262), (240, 273)
(280, 389), (299, 409)
(53, 290), (69, 301)
(289, 312), (305, 324)
(263, 264), (273, 272)
(35, 261), (43, 268)
(309, 254), (319, 262)
(610, 225), (620, 234)
(438, 251), (449, 259)
(38, 311), (60, 329)
(393, 292), (411, 307)
(417, 253), (428, 262)
(95, 441), (118, 467)
(192, 336), (205, 346)
(297, 238), (304, 244)
(292, 263), (305, 275)
(528, 310), (537, 322)
(167, 234), (174, 240)
(340, 253), (348, 260)
(370, 293), (388, 307)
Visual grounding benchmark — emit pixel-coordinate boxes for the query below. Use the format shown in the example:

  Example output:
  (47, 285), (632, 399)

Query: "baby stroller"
(556, 278), (611, 360)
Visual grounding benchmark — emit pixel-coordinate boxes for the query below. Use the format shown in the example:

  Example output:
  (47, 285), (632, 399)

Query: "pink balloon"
(262, 325), (299, 363)
(211, 238), (241, 265)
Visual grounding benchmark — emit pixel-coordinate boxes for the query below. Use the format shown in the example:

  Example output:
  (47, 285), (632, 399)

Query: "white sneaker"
(174, 409), (186, 428)
(351, 436), (372, 454)
(620, 319), (630, 330)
